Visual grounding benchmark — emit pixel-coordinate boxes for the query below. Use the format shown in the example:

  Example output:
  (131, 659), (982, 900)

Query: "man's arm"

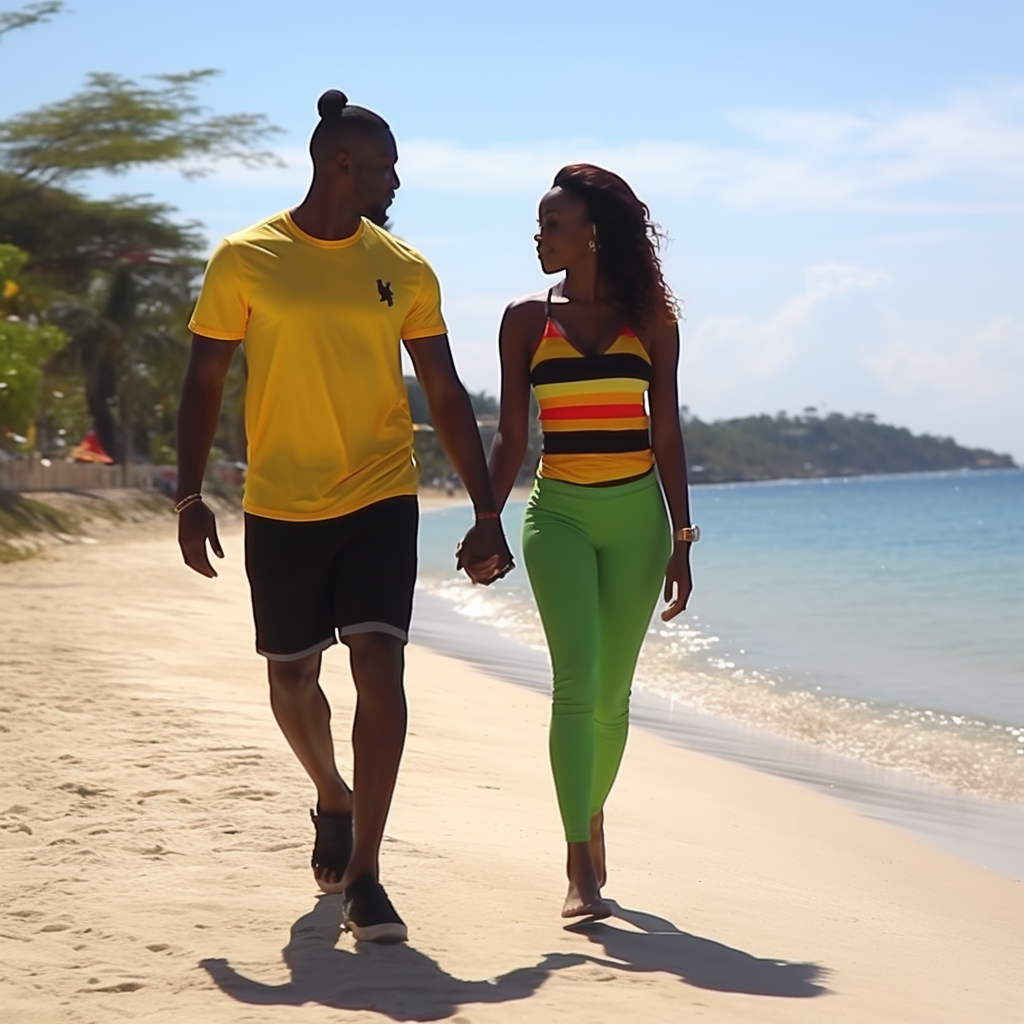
(404, 334), (512, 582)
(175, 335), (240, 577)
(487, 301), (539, 512)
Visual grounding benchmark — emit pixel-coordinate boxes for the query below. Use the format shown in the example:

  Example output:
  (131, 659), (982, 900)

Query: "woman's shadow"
(567, 901), (829, 998)
(200, 897), (828, 1019)
(200, 895), (585, 1022)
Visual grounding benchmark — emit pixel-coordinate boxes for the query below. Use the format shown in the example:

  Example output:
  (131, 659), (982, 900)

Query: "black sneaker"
(342, 873), (408, 944)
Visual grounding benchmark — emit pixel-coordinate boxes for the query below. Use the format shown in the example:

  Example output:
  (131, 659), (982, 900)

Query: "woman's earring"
(588, 239), (597, 252)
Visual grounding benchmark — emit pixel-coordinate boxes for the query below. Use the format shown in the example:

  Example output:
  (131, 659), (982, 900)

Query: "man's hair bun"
(317, 89), (349, 119)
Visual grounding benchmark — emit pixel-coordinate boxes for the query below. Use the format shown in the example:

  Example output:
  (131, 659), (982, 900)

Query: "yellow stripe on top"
(529, 319), (654, 485)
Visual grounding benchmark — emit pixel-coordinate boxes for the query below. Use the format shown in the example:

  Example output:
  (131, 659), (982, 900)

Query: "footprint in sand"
(85, 981), (144, 993)
(58, 783), (109, 799)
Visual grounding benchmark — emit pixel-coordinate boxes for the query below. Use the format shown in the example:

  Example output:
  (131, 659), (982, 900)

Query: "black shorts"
(244, 495), (418, 661)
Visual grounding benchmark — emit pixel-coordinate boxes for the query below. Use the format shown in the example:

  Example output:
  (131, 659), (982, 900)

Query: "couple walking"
(175, 90), (697, 944)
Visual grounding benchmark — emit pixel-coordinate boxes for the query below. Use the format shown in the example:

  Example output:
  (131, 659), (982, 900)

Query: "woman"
(485, 164), (698, 919)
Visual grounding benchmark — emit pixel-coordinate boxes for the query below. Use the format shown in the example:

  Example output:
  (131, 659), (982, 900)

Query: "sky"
(2, 0), (1022, 458)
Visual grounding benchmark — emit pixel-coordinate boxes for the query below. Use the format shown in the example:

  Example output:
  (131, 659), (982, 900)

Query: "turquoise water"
(419, 470), (1024, 802)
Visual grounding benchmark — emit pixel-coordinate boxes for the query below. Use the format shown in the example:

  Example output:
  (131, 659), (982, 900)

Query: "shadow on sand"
(567, 901), (830, 998)
(200, 896), (828, 1020)
(200, 895), (585, 1022)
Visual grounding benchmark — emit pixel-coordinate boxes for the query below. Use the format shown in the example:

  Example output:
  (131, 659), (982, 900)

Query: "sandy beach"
(2, 508), (1023, 1023)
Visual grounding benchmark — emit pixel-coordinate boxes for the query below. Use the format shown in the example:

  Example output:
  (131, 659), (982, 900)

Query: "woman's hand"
(660, 542), (693, 621)
(455, 519), (515, 585)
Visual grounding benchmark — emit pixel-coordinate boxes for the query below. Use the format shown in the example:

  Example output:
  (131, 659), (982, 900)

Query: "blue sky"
(2, 0), (1022, 458)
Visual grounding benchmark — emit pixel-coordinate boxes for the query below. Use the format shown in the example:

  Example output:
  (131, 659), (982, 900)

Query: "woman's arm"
(487, 300), (541, 511)
(648, 319), (695, 620)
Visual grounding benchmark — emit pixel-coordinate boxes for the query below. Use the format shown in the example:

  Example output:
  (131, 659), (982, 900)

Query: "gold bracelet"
(173, 493), (203, 514)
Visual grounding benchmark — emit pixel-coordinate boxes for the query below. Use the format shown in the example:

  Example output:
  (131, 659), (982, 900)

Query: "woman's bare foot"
(589, 810), (606, 888)
(562, 842), (612, 919)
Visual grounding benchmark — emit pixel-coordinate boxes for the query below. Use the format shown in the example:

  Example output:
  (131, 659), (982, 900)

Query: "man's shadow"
(200, 897), (828, 1019)
(568, 901), (829, 998)
(200, 895), (585, 1022)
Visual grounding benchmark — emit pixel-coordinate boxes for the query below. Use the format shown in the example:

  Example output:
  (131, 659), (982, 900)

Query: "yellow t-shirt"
(188, 212), (447, 521)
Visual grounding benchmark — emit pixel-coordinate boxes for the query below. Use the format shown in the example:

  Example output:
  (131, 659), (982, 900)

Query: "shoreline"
(411, 590), (1024, 882)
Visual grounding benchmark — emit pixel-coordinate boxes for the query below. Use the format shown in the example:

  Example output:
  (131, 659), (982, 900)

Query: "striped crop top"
(529, 298), (654, 486)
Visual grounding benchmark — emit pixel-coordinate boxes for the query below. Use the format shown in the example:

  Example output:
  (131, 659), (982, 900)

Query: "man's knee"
(345, 632), (405, 691)
(267, 654), (321, 693)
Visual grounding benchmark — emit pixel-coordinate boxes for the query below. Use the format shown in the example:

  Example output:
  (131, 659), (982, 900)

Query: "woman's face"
(535, 187), (595, 275)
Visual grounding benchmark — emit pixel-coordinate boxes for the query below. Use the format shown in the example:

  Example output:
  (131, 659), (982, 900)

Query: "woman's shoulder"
(504, 289), (548, 316)
(637, 312), (680, 352)
(501, 290), (549, 334)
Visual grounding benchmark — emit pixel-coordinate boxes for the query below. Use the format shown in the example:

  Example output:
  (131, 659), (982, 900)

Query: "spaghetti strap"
(545, 287), (554, 320)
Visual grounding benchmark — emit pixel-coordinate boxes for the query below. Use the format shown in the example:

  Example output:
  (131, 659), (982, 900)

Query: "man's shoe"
(342, 873), (408, 944)
(310, 806), (352, 895)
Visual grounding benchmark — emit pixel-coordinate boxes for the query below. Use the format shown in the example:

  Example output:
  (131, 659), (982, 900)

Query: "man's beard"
(366, 205), (391, 229)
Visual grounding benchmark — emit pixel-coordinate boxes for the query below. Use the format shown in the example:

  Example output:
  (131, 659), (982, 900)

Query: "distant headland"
(404, 378), (1017, 486)
(678, 409), (1017, 484)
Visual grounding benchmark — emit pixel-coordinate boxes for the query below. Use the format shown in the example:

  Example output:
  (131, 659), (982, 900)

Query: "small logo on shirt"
(376, 279), (394, 307)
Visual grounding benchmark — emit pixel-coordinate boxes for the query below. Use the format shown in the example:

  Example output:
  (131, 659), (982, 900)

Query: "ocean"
(413, 469), (1024, 875)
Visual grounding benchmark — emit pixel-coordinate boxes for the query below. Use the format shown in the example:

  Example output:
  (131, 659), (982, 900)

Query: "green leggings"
(522, 472), (671, 842)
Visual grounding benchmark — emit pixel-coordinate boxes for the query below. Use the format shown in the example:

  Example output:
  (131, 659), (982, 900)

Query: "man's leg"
(337, 632), (407, 889)
(266, 652), (352, 891)
(266, 652), (352, 816)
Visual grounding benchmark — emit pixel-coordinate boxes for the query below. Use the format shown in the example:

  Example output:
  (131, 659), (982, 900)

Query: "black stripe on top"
(530, 353), (653, 387)
(543, 429), (652, 455)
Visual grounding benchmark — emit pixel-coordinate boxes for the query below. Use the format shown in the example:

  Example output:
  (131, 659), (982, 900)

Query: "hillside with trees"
(405, 379), (1016, 485)
(680, 409), (1016, 483)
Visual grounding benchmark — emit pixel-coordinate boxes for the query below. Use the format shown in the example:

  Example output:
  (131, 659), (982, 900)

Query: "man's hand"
(177, 501), (225, 578)
(455, 518), (514, 586)
(660, 543), (694, 621)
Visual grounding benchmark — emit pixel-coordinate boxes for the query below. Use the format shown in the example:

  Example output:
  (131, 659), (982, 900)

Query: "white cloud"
(393, 83), (1024, 213)
(174, 82), (1024, 217)
(686, 263), (889, 379)
(863, 316), (1024, 404)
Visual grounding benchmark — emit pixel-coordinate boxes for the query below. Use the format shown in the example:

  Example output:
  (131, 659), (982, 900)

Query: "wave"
(420, 576), (1024, 804)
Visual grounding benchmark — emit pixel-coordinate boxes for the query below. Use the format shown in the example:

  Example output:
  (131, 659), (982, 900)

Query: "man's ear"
(334, 147), (354, 178)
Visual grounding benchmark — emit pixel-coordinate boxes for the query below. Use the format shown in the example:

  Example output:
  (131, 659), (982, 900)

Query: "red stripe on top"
(540, 404), (647, 421)
(541, 320), (639, 348)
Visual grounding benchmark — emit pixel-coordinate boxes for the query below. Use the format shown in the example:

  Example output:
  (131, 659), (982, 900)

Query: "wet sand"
(1, 518), (1022, 1023)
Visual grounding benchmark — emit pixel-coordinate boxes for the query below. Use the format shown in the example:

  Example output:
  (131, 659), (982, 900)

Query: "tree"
(0, 244), (67, 447)
(0, 1), (281, 461)
(0, 69), (282, 189)
(0, 1), (61, 39)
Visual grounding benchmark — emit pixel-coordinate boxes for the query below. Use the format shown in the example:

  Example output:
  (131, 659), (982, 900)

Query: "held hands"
(661, 542), (694, 621)
(456, 516), (515, 586)
(177, 500), (225, 578)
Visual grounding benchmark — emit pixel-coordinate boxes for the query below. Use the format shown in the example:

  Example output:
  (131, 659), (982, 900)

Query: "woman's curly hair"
(552, 163), (678, 329)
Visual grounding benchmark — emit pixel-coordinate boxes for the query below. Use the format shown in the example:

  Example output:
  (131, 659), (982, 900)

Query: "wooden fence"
(0, 459), (166, 493)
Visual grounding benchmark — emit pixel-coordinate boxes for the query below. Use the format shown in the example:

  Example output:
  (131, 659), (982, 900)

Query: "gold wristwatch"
(674, 524), (701, 543)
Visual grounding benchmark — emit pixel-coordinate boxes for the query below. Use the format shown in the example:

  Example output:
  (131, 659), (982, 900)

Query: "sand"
(1, 512), (1022, 1023)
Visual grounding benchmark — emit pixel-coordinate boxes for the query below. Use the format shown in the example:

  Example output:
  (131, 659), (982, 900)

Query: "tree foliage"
(0, 2), (281, 464)
(0, 69), (282, 188)
(0, 0), (61, 39)
(0, 244), (68, 443)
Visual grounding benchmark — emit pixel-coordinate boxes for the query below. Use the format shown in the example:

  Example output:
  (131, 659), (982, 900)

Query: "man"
(175, 89), (511, 944)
